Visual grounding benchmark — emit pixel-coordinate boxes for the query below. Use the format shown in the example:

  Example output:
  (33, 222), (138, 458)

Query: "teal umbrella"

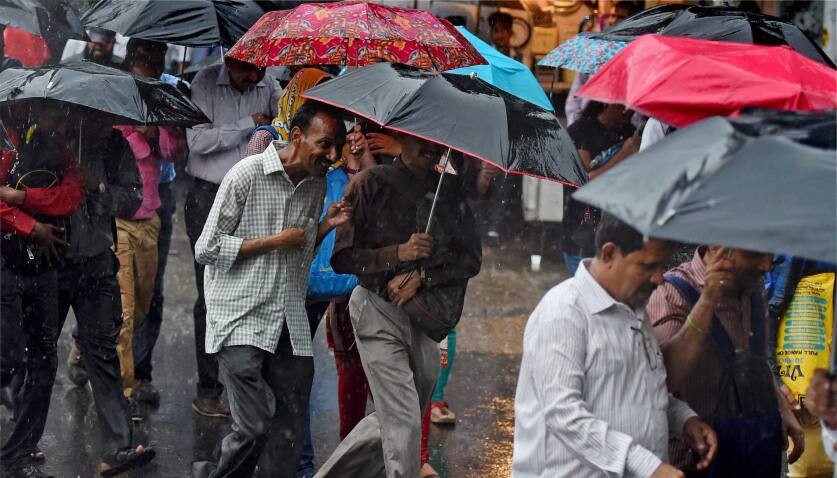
(447, 26), (553, 111)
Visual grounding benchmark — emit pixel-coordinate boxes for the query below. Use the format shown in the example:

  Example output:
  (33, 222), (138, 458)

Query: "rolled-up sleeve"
(530, 304), (662, 477)
(195, 168), (248, 272)
(667, 395), (698, 439)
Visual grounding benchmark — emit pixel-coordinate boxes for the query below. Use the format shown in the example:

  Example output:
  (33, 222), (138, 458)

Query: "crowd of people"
(0, 2), (835, 478)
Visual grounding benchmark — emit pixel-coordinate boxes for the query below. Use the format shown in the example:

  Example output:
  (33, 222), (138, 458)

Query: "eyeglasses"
(631, 325), (660, 371)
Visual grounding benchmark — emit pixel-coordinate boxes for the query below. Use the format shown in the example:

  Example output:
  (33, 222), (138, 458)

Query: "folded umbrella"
(81, 0), (268, 48)
(303, 62), (584, 186)
(573, 109), (836, 263)
(448, 26), (552, 111)
(0, 61), (209, 127)
(578, 35), (837, 128)
(226, 1), (485, 71)
(589, 4), (835, 68)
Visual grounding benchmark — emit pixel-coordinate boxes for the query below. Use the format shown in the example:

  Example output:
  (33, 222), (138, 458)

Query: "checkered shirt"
(195, 141), (326, 356)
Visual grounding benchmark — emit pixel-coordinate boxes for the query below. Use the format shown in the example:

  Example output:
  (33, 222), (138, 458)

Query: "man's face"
(490, 26), (512, 50)
(601, 239), (672, 308)
(291, 112), (345, 177)
(87, 40), (114, 62)
(399, 134), (444, 174)
(226, 59), (266, 93)
(609, 5), (634, 26)
(130, 47), (166, 79)
(726, 248), (773, 293)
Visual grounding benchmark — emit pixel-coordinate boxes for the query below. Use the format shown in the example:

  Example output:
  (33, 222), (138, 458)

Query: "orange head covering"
(272, 68), (330, 141)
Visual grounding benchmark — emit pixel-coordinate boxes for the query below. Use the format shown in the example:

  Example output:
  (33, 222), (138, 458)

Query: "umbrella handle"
(179, 46), (189, 82)
(77, 118), (83, 166)
(424, 148), (451, 234)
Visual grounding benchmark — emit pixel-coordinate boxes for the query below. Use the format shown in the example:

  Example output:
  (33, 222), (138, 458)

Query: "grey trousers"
(315, 286), (440, 478)
(193, 327), (313, 478)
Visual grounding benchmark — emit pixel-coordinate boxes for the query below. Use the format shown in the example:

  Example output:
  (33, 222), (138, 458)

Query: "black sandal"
(99, 446), (156, 477)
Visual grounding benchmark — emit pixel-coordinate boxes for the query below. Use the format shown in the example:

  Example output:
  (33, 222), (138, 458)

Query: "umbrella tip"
(469, 71), (477, 79)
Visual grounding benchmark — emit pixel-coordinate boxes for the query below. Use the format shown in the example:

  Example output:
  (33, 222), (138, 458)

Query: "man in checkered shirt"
(192, 102), (351, 478)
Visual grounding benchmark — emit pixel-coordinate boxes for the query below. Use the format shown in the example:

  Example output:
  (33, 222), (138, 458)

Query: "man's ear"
(290, 126), (303, 146)
(600, 242), (619, 264)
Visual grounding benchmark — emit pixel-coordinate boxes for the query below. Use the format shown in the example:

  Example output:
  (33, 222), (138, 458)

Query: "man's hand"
(366, 132), (402, 157)
(476, 164), (500, 195)
(783, 407), (806, 464)
(251, 112), (272, 126)
(346, 125), (369, 156)
(323, 200), (352, 230)
(779, 383), (799, 410)
(700, 247), (735, 305)
(388, 271), (422, 307)
(806, 369), (837, 429)
(270, 227), (306, 250)
(398, 233), (432, 262)
(650, 464), (685, 478)
(30, 222), (68, 266)
(683, 417), (717, 470)
(0, 186), (25, 206)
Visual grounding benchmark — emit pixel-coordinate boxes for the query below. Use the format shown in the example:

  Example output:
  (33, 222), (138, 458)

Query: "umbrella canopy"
(0, 0), (84, 43)
(80, 0), (267, 48)
(573, 110), (837, 263)
(537, 32), (628, 74)
(589, 4), (835, 68)
(448, 26), (553, 111)
(225, 1), (486, 71)
(303, 62), (585, 186)
(0, 61), (209, 127)
(577, 35), (837, 128)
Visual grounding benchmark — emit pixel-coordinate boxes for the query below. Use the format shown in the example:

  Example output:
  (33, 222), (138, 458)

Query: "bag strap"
(664, 274), (737, 363)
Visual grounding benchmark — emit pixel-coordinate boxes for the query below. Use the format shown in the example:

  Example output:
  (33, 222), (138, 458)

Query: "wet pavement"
(1, 188), (570, 478)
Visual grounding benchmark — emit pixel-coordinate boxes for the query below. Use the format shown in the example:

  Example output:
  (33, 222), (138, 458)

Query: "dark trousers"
(185, 179), (222, 399)
(0, 267), (59, 472)
(133, 181), (176, 381)
(298, 302), (329, 474)
(193, 328), (314, 478)
(58, 250), (132, 451)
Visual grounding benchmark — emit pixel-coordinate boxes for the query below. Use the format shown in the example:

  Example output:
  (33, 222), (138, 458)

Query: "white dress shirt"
(195, 142), (325, 357)
(823, 426), (837, 468)
(186, 63), (281, 184)
(512, 260), (697, 478)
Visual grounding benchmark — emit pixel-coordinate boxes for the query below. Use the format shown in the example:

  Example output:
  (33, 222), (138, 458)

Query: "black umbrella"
(589, 4), (835, 68)
(0, 0), (84, 43)
(303, 62), (585, 187)
(573, 109), (836, 263)
(0, 61), (209, 127)
(80, 0), (268, 48)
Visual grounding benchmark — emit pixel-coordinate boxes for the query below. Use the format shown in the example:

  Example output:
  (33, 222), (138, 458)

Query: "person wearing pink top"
(111, 42), (186, 413)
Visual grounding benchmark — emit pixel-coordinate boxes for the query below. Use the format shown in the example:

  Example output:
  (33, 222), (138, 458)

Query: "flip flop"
(100, 446), (156, 477)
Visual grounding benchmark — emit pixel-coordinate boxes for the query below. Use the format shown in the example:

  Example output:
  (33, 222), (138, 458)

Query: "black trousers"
(184, 179), (223, 399)
(193, 327), (314, 478)
(58, 250), (132, 450)
(0, 266), (59, 471)
(133, 180), (176, 382)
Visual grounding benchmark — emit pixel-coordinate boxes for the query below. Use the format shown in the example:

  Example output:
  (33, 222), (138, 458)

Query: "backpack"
(665, 274), (783, 478)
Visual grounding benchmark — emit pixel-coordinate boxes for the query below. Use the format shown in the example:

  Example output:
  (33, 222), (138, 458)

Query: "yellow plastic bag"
(776, 272), (835, 402)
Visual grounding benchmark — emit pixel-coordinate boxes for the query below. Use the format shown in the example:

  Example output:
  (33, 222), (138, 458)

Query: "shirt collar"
(574, 259), (619, 315)
(263, 141), (288, 175)
(216, 63), (268, 89)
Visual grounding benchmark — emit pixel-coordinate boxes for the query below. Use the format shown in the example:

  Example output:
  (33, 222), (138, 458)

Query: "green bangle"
(686, 315), (707, 335)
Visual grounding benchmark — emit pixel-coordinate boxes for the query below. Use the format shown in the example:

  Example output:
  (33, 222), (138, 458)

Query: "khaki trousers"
(115, 215), (160, 397)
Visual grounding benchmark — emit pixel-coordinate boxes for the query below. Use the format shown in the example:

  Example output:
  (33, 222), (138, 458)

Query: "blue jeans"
(563, 253), (582, 277)
(297, 302), (328, 476)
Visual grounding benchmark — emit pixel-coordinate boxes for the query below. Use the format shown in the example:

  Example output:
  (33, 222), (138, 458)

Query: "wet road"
(1, 191), (569, 478)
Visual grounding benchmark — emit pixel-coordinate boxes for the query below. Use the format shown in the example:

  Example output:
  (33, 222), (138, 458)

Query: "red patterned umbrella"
(225, 1), (486, 71)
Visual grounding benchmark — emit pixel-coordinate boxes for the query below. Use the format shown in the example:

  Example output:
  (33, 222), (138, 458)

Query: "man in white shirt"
(185, 57), (281, 418)
(513, 214), (717, 478)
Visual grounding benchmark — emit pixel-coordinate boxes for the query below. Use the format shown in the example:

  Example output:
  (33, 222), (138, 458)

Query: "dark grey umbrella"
(0, 0), (84, 44)
(573, 110), (836, 263)
(0, 61), (209, 126)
